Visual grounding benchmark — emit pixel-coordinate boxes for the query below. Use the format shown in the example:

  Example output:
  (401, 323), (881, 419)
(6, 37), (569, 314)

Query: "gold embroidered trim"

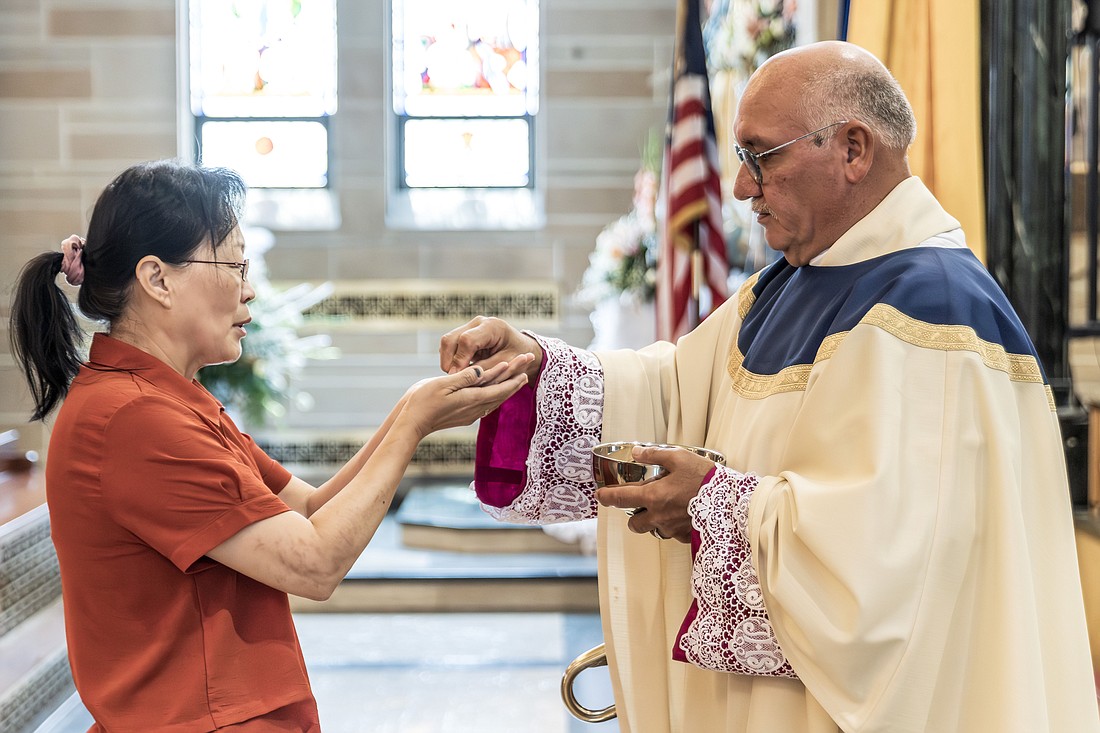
(862, 304), (1044, 383)
(737, 271), (762, 321)
(726, 347), (813, 397)
(727, 302), (1047, 401)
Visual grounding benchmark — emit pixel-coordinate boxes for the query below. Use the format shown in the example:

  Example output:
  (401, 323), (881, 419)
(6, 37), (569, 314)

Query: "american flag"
(656, 0), (728, 342)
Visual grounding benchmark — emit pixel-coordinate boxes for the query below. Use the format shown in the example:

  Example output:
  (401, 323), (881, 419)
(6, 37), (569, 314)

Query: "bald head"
(730, 42), (916, 264)
(760, 40), (885, 75)
(748, 41), (916, 155)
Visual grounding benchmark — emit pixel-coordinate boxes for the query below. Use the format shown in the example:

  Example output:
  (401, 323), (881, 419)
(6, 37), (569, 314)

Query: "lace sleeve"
(480, 333), (605, 525)
(673, 466), (798, 678)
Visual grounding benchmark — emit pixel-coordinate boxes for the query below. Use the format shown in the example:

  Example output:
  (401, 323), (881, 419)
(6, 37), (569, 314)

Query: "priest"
(441, 41), (1099, 733)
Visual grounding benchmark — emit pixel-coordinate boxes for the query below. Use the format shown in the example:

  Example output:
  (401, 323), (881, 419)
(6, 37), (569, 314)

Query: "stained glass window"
(189, 0), (337, 189)
(392, 0), (539, 189)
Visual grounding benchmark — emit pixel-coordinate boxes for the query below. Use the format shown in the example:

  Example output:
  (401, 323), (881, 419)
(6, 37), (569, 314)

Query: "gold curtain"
(845, 0), (986, 262)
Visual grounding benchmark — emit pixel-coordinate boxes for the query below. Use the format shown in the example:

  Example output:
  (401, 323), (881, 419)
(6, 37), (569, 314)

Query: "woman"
(8, 159), (531, 732)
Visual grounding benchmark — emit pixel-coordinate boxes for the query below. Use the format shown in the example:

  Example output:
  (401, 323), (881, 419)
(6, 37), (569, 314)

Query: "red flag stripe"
(658, 134), (727, 335)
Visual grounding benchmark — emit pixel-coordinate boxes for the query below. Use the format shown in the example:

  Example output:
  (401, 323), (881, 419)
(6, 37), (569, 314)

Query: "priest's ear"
(839, 120), (875, 184)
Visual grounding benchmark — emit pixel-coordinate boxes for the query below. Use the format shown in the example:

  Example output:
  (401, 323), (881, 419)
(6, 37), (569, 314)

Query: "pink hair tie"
(60, 235), (86, 286)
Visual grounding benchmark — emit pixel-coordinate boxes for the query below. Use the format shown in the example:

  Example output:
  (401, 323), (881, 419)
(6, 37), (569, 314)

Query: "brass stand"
(560, 643), (616, 723)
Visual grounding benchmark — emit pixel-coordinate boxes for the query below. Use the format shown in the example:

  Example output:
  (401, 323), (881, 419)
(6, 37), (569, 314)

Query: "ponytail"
(9, 252), (85, 421)
(8, 159), (247, 422)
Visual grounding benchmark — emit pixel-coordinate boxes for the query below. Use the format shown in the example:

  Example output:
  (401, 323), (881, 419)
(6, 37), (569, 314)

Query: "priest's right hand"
(439, 316), (543, 382)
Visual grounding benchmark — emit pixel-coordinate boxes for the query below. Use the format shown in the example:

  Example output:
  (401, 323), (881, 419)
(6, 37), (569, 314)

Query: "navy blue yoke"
(738, 247), (1045, 381)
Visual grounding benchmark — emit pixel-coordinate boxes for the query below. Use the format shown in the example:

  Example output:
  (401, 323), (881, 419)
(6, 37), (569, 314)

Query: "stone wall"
(0, 0), (675, 458)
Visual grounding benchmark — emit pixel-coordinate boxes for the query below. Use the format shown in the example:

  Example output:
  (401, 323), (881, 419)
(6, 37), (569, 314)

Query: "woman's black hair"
(8, 159), (246, 421)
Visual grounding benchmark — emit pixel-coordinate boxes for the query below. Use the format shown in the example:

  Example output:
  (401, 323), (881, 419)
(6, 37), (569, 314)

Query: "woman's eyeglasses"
(184, 259), (250, 282)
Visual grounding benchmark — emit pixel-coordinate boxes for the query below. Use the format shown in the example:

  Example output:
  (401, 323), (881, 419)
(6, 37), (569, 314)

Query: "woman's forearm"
(305, 394), (409, 516)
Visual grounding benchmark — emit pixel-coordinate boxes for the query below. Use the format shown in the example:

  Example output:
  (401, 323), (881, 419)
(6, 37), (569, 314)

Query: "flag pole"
(689, 222), (701, 330)
(683, 0), (698, 332)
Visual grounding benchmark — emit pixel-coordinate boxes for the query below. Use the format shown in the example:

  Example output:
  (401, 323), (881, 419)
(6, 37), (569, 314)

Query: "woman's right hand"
(401, 352), (534, 439)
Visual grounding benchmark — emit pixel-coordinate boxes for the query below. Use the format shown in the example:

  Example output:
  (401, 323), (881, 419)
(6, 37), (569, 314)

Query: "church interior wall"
(0, 0), (682, 456)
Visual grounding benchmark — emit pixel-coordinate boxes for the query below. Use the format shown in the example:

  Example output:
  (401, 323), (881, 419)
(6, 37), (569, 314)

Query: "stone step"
(293, 576), (600, 615)
(395, 484), (586, 555)
(291, 493), (599, 614)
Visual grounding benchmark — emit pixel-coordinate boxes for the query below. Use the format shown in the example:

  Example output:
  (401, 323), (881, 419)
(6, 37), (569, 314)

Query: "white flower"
(705, 0), (797, 76)
(577, 209), (658, 307)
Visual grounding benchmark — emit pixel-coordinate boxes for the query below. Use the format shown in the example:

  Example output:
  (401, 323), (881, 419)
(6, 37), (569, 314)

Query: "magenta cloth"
(471, 340), (787, 675)
(473, 358), (546, 508)
(672, 464), (718, 663)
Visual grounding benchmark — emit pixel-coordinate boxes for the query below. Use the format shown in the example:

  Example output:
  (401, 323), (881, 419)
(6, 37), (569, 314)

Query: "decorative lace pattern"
(483, 334), (604, 525)
(679, 467), (797, 677)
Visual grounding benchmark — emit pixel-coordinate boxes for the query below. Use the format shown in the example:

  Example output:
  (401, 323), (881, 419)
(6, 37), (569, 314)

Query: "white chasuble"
(475, 177), (1099, 733)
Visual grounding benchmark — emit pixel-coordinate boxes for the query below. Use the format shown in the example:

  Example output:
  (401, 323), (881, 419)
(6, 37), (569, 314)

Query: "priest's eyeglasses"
(734, 120), (848, 185)
(184, 259), (250, 282)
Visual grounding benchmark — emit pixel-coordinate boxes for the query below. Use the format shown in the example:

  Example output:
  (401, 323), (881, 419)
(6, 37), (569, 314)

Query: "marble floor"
(34, 611), (618, 733)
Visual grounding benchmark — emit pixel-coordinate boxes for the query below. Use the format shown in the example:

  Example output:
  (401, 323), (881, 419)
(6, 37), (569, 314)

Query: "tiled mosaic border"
(256, 434), (477, 475)
(293, 281), (559, 329)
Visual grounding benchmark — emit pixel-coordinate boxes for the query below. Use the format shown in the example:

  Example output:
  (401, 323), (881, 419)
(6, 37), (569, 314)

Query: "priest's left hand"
(594, 444), (717, 543)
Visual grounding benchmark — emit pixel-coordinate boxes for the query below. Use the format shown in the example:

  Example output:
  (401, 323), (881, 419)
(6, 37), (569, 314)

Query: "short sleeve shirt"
(46, 333), (319, 732)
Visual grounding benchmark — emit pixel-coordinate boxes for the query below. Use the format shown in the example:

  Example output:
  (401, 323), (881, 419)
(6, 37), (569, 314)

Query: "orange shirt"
(47, 333), (320, 732)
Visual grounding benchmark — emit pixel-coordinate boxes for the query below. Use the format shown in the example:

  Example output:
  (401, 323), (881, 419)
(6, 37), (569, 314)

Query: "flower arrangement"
(704, 0), (798, 77)
(198, 228), (339, 427)
(577, 134), (661, 307)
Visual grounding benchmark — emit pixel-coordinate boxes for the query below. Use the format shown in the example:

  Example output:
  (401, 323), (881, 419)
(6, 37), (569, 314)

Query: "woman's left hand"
(400, 352), (534, 438)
